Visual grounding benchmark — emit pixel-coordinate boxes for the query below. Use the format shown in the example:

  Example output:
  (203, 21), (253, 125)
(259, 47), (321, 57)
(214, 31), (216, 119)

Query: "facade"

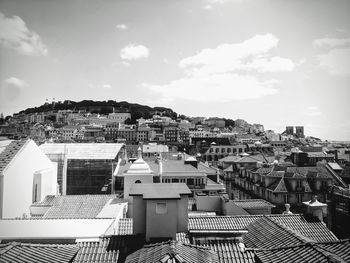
(296, 126), (305, 138)
(40, 143), (124, 195)
(286, 126), (294, 135)
(108, 112), (131, 123)
(129, 183), (191, 241)
(0, 140), (57, 218)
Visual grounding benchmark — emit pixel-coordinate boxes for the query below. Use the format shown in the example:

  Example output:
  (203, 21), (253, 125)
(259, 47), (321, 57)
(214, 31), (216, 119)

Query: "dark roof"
(0, 140), (28, 174)
(189, 215), (260, 233)
(33, 195), (122, 219)
(254, 240), (350, 263)
(268, 214), (339, 242)
(199, 240), (255, 263)
(243, 217), (306, 249)
(189, 214), (338, 243)
(0, 242), (78, 263)
(125, 241), (219, 263)
(129, 183), (191, 199)
(267, 178), (288, 192)
(74, 238), (118, 263)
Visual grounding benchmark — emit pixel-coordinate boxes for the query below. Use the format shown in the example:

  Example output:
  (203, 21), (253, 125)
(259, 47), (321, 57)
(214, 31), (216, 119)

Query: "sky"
(0, 0), (349, 141)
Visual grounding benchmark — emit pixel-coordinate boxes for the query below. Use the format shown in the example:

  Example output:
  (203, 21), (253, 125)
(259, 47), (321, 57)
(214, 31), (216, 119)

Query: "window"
(156, 202), (167, 214)
(284, 194), (289, 204)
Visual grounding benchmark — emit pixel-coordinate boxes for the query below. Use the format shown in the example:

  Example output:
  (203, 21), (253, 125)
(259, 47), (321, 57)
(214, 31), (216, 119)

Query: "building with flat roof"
(40, 143), (124, 195)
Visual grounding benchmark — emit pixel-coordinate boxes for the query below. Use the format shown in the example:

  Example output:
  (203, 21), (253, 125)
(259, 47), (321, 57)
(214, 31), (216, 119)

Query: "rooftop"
(0, 139), (28, 174)
(39, 143), (124, 160)
(0, 242), (79, 263)
(254, 240), (350, 263)
(32, 194), (125, 219)
(232, 199), (275, 209)
(189, 214), (339, 242)
(125, 241), (219, 263)
(129, 183), (192, 199)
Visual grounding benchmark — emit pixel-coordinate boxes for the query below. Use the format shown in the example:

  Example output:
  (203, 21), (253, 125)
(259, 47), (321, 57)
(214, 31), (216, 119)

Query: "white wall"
(2, 140), (56, 218)
(124, 174), (153, 199)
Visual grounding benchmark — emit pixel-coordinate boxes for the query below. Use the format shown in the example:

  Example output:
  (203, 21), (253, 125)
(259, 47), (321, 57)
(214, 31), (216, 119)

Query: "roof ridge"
(267, 216), (314, 243)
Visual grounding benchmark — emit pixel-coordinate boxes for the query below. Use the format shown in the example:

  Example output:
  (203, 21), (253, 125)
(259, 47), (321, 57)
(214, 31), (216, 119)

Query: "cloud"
(318, 47), (350, 76)
(143, 74), (279, 103)
(313, 37), (350, 48)
(179, 34), (294, 77)
(2, 77), (27, 101)
(103, 84), (112, 89)
(0, 12), (48, 56)
(5, 77), (28, 87)
(304, 106), (322, 116)
(120, 44), (149, 60)
(116, 24), (128, 30)
(143, 34), (294, 103)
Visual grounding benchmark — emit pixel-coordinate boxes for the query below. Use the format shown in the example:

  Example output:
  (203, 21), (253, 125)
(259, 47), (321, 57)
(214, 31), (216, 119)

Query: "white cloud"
(313, 37), (350, 48)
(120, 44), (149, 60)
(5, 77), (28, 87)
(0, 12), (48, 56)
(318, 47), (350, 76)
(143, 34), (295, 103)
(116, 24), (128, 30)
(143, 74), (279, 103)
(103, 84), (112, 89)
(304, 106), (322, 116)
(179, 34), (294, 77)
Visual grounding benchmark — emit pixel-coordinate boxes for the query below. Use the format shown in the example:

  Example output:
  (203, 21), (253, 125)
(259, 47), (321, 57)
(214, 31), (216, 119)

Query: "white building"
(0, 140), (57, 218)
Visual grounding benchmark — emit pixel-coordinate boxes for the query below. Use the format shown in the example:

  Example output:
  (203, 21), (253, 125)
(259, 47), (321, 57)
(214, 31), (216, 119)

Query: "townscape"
(1, 0), (350, 262)
(0, 100), (350, 262)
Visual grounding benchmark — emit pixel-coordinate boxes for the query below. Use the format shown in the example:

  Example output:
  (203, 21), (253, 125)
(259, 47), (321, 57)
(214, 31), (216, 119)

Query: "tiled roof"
(243, 217), (305, 249)
(254, 240), (350, 263)
(189, 214), (338, 243)
(118, 218), (133, 235)
(0, 242), (78, 263)
(232, 199), (275, 209)
(37, 195), (122, 219)
(147, 160), (205, 177)
(254, 167), (273, 175)
(0, 139), (28, 174)
(176, 232), (191, 244)
(198, 240), (255, 263)
(74, 238), (118, 263)
(189, 215), (260, 233)
(267, 178), (288, 192)
(125, 241), (219, 263)
(268, 214), (339, 242)
(198, 162), (217, 174)
(316, 239), (350, 262)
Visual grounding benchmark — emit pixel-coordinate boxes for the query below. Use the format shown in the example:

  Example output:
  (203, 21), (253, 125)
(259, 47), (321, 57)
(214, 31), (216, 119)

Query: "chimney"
(303, 195), (327, 222)
(282, 203), (293, 215)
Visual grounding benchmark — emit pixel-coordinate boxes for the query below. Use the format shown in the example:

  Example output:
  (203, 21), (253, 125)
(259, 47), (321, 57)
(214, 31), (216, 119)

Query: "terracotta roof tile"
(0, 140), (28, 174)
(117, 218), (133, 235)
(35, 195), (122, 219)
(198, 240), (255, 263)
(268, 214), (339, 242)
(243, 217), (305, 249)
(232, 199), (275, 209)
(255, 240), (350, 263)
(125, 241), (219, 263)
(0, 242), (78, 263)
(74, 238), (118, 263)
